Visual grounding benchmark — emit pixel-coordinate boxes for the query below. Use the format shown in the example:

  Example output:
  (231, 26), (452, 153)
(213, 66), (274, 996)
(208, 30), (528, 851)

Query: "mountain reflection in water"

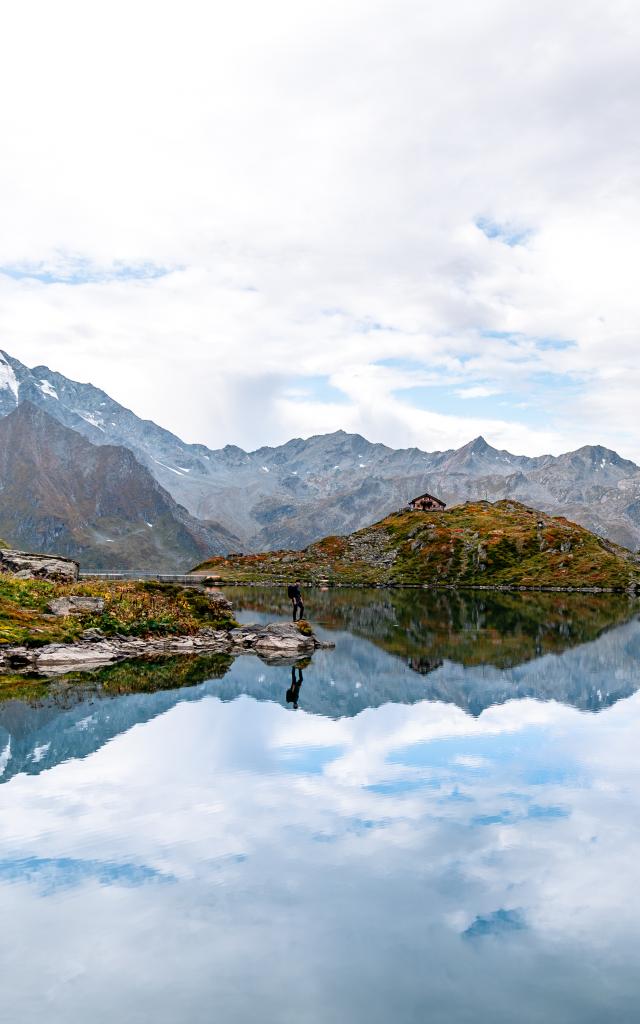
(228, 585), (640, 668)
(1, 591), (639, 779)
(0, 590), (639, 1023)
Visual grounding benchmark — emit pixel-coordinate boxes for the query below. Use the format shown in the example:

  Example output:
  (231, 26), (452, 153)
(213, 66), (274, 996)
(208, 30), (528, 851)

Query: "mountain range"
(0, 348), (639, 568)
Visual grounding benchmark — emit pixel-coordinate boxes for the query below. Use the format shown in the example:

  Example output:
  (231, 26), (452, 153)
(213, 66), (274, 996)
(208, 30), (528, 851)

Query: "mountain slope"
(2, 350), (640, 552)
(195, 500), (640, 591)
(0, 404), (238, 571)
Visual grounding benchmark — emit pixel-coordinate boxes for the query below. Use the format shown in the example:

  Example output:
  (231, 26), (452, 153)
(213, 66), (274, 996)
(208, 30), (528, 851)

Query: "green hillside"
(195, 500), (640, 591)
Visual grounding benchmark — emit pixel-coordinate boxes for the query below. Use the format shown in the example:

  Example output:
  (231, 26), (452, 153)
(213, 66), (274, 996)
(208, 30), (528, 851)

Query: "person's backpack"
(287, 584), (296, 599)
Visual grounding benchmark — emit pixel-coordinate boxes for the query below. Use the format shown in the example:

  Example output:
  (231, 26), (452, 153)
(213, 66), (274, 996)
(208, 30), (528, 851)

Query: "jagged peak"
(470, 434), (489, 448)
(457, 435), (495, 454)
(448, 435), (503, 460)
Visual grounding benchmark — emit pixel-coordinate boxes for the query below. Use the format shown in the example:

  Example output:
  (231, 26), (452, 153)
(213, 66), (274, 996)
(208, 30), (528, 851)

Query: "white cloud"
(0, 0), (638, 456)
(456, 386), (502, 400)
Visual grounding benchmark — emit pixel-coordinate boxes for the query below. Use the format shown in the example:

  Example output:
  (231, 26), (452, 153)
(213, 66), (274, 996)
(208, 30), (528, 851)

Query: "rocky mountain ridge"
(0, 403), (238, 570)
(1, 349), (640, 554)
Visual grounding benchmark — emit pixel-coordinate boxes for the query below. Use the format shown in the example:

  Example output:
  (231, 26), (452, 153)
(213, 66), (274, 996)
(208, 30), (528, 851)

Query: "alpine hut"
(408, 492), (446, 512)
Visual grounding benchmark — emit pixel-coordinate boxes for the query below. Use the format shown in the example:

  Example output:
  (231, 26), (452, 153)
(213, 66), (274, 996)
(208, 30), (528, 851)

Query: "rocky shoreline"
(203, 579), (638, 593)
(0, 621), (334, 676)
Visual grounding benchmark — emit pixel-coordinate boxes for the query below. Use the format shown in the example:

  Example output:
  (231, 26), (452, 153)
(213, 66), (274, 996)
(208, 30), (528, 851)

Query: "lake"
(1, 588), (639, 1023)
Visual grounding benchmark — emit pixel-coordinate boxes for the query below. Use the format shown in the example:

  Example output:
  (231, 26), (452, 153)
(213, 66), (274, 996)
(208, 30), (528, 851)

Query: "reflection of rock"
(0, 548), (79, 582)
(257, 652), (314, 667)
(47, 596), (105, 616)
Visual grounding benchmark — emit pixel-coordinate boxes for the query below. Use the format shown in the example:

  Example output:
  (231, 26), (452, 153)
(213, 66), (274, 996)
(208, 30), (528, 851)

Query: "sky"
(0, 0), (639, 458)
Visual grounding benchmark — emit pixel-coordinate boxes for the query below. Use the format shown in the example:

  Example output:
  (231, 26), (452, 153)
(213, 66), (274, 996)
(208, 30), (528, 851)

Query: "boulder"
(0, 548), (79, 582)
(47, 596), (105, 616)
(34, 642), (117, 669)
(230, 621), (319, 654)
(203, 587), (233, 610)
(79, 627), (107, 642)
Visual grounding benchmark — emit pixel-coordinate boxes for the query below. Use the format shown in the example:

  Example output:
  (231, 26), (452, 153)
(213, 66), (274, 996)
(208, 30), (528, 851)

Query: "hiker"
(287, 580), (304, 621)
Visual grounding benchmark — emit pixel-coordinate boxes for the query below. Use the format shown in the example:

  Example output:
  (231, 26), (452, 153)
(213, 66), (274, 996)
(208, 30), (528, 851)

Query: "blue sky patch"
(463, 907), (526, 939)
(366, 777), (441, 795)
(0, 256), (173, 285)
(387, 726), (580, 790)
(471, 810), (515, 826)
(274, 744), (344, 775)
(476, 217), (532, 247)
(0, 854), (174, 895)
(527, 804), (569, 820)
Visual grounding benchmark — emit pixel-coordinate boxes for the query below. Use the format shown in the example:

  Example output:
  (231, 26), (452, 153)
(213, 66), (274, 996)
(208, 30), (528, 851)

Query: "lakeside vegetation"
(0, 651), (235, 705)
(195, 500), (640, 591)
(0, 577), (238, 648)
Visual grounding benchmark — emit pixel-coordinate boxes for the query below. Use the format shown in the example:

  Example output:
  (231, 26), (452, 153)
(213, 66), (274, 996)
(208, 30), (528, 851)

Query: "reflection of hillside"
(407, 619), (640, 715)
(224, 586), (640, 670)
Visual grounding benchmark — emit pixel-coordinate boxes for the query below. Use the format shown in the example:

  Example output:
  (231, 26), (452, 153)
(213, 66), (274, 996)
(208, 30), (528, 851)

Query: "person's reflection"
(286, 667), (303, 709)
(286, 658), (310, 709)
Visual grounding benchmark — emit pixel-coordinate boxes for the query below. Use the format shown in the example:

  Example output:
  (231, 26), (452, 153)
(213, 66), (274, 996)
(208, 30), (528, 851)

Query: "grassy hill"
(194, 500), (640, 591)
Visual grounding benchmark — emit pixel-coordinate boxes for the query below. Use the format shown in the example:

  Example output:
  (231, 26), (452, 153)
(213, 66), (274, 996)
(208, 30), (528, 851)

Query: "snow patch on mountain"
(78, 411), (104, 430)
(38, 379), (58, 399)
(152, 458), (185, 476)
(0, 354), (19, 403)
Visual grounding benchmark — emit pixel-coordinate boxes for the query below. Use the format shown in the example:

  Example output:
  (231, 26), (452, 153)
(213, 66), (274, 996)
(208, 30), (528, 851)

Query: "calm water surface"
(1, 589), (639, 1023)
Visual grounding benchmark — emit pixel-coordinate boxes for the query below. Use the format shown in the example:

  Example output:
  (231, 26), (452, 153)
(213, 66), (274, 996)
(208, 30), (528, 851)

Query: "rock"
(244, 621), (317, 653)
(47, 596), (105, 616)
(198, 628), (233, 642)
(203, 587), (233, 610)
(0, 548), (79, 582)
(35, 642), (116, 669)
(0, 620), (332, 676)
(229, 627), (259, 647)
(79, 627), (106, 642)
